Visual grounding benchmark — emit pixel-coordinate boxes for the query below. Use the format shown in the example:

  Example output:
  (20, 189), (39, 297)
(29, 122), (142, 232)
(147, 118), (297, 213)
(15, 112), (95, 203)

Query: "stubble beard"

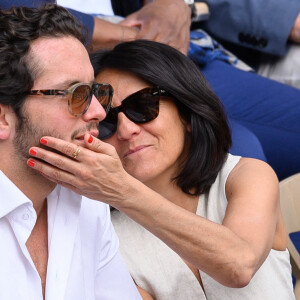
(13, 111), (64, 178)
(13, 109), (98, 172)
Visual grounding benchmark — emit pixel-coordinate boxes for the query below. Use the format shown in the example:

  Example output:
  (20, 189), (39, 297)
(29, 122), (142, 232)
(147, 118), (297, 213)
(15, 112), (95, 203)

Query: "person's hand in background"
(289, 13), (300, 43)
(120, 0), (191, 54)
(90, 17), (138, 52)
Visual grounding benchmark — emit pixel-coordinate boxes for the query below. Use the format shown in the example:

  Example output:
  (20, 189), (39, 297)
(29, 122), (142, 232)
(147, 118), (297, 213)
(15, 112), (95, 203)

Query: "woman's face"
(96, 69), (190, 186)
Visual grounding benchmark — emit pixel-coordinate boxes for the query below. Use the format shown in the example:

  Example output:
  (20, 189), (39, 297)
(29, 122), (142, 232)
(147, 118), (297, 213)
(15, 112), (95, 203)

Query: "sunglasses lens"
(95, 84), (112, 113)
(98, 87), (160, 140)
(125, 88), (159, 123)
(71, 84), (91, 115)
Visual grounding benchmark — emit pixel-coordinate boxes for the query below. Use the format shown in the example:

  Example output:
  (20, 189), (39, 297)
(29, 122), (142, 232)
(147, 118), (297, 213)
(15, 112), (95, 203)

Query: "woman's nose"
(116, 113), (141, 140)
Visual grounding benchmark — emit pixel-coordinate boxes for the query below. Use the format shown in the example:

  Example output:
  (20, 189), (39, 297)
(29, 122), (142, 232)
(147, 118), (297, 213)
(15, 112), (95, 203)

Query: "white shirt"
(0, 171), (141, 300)
(57, 0), (114, 16)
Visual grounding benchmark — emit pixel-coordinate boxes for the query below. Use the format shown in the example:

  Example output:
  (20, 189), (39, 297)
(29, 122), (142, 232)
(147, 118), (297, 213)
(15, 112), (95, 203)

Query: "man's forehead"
(29, 36), (87, 67)
(29, 36), (94, 87)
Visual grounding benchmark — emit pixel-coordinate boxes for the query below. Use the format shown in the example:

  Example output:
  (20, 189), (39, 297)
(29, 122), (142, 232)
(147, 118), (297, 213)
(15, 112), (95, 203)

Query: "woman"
(27, 40), (294, 299)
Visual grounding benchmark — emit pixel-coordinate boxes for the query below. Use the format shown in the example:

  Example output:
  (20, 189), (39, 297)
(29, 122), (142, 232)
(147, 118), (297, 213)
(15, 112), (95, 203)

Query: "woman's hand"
(27, 134), (136, 207)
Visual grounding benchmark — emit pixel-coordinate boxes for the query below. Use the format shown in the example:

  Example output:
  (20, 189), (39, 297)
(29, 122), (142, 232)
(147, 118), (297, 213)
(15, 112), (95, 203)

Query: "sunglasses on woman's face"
(28, 82), (113, 117)
(98, 86), (171, 140)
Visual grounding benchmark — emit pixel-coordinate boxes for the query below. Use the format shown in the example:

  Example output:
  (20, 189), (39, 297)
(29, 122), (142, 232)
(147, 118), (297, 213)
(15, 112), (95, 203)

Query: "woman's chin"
(125, 165), (154, 183)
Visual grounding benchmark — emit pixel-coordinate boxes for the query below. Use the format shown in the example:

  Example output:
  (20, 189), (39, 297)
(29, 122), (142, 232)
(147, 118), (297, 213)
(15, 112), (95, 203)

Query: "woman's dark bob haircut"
(91, 40), (232, 196)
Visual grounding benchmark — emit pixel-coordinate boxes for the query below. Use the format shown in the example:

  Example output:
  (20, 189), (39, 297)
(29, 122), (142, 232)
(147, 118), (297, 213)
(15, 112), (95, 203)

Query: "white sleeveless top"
(112, 154), (295, 300)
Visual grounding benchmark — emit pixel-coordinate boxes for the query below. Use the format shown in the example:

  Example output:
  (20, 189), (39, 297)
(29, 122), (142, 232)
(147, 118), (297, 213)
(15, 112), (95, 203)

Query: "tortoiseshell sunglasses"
(28, 82), (113, 117)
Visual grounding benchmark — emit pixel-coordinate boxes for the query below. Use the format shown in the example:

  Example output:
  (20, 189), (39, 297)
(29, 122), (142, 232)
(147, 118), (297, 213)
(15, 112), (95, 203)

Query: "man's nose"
(82, 95), (106, 122)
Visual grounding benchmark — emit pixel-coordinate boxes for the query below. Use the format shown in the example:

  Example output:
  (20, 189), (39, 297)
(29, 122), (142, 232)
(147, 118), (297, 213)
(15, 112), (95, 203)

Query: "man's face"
(13, 36), (106, 164)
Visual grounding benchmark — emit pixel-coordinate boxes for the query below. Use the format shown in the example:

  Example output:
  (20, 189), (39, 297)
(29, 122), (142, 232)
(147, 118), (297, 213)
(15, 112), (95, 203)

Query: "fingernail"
(88, 135), (93, 143)
(40, 138), (48, 145)
(29, 148), (37, 156)
(27, 159), (35, 167)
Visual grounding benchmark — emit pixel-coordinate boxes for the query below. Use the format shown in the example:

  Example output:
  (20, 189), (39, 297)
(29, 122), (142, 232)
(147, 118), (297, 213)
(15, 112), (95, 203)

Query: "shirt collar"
(0, 170), (33, 218)
(0, 171), (82, 218)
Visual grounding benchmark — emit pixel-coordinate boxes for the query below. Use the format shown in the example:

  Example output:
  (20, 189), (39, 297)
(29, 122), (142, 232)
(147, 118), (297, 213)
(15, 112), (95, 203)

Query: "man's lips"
(124, 145), (150, 158)
(75, 130), (99, 140)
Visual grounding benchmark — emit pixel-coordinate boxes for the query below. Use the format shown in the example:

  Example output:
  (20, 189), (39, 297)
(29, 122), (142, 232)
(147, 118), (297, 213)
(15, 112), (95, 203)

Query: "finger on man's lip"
(75, 130), (99, 141)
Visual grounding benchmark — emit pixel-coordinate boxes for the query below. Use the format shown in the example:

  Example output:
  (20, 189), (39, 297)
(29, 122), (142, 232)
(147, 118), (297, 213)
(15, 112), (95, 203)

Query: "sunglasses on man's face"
(98, 86), (171, 140)
(28, 82), (113, 117)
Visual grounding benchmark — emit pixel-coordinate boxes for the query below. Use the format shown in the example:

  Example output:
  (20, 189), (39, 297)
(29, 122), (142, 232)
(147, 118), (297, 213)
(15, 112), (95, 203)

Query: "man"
(0, 5), (142, 299)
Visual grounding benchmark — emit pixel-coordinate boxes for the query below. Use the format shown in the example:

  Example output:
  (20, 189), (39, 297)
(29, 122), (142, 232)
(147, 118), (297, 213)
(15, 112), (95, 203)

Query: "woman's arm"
(119, 158), (283, 287)
(137, 285), (155, 300)
(27, 135), (284, 287)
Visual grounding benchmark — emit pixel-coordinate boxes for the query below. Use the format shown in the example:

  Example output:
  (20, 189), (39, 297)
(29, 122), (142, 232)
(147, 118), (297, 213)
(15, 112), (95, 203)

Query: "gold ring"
(72, 147), (80, 159)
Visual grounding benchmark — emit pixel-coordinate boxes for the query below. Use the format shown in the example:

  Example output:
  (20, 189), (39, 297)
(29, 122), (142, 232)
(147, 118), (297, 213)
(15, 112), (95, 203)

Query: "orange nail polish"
(27, 159), (35, 167)
(40, 138), (48, 145)
(29, 148), (37, 156)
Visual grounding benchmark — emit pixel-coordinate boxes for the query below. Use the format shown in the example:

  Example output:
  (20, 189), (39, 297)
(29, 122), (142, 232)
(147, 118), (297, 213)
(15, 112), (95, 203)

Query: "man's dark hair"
(0, 4), (86, 118)
(91, 40), (232, 196)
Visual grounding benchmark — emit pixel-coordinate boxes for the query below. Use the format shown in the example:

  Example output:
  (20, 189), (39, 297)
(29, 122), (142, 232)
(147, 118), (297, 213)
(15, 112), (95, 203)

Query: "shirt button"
(22, 213), (30, 220)
(258, 38), (268, 48)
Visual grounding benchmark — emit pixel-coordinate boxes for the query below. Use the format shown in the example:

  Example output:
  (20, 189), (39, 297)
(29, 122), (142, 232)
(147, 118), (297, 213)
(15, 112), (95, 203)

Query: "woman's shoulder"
(219, 153), (241, 180)
(209, 153), (241, 193)
(198, 155), (278, 221)
(226, 156), (278, 192)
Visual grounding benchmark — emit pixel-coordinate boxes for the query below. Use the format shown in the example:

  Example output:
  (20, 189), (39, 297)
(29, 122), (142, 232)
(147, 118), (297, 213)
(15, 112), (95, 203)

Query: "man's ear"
(0, 104), (13, 140)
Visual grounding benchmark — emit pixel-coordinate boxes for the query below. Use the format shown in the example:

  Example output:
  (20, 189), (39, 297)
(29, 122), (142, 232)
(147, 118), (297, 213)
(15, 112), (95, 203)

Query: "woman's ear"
(182, 118), (191, 133)
(0, 104), (13, 140)
(179, 116), (191, 134)
(186, 123), (191, 133)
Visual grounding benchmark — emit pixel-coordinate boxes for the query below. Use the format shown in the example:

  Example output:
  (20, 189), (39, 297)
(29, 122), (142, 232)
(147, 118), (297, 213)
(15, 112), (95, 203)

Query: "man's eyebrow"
(51, 79), (94, 89)
(54, 80), (79, 89)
